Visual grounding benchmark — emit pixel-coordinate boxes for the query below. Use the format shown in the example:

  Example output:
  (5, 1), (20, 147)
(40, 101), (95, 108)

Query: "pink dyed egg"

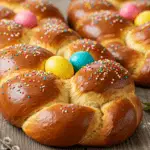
(14, 11), (37, 28)
(120, 3), (141, 20)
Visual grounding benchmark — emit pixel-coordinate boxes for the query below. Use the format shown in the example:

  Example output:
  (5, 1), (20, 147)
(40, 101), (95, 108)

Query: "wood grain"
(0, 0), (150, 150)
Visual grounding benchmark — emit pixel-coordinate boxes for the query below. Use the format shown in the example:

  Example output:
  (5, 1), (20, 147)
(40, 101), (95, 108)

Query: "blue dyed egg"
(70, 51), (94, 72)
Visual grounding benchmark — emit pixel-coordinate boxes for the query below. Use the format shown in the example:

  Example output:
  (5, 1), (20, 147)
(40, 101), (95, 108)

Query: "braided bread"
(107, 0), (135, 8)
(132, 1), (150, 11)
(0, 0), (142, 147)
(0, 6), (15, 19)
(68, 0), (150, 87)
(0, 0), (64, 21)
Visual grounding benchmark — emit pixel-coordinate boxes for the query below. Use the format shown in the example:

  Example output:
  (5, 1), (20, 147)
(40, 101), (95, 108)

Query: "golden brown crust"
(0, 6), (15, 19)
(124, 23), (150, 87)
(126, 23), (150, 55)
(100, 99), (137, 146)
(0, 70), (63, 127)
(68, 0), (116, 28)
(131, 22), (150, 46)
(30, 18), (80, 54)
(135, 1), (150, 11)
(67, 0), (150, 86)
(0, 1), (143, 147)
(70, 58), (142, 146)
(129, 96), (143, 126)
(107, 0), (135, 8)
(102, 40), (150, 87)
(0, 0), (25, 10)
(0, 0), (64, 21)
(76, 11), (131, 41)
(81, 99), (137, 146)
(0, 47), (143, 147)
(0, 20), (23, 49)
(1, 0), (25, 2)
(0, 44), (53, 80)
(73, 59), (132, 93)
(23, 0), (64, 20)
(134, 52), (150, 87)
(103, 41), (142, 72)
(23, 103), (95, 147)
(60, 39), (115, 61)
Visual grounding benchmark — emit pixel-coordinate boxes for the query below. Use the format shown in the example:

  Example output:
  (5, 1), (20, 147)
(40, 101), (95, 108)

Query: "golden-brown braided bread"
(100, 22), (150, 87)
(111, 0), (150, 10)
(23, 104), (95, 147)
(76, 11), (132, 41)
(0, 47), (142, 146)
(68, 0), (133, 42)
(0, 0), (66, 49)
(57, 38), (115, 61)
(102, 40), (144, 84)
(107, 0), (135, 8)
(0, 1), (143, 148)
(21, 60), (141, 146)
(0, 0), (24, 2)
(0, 19), (35, 49)
(136, 1), (150, 11)
(22, 0), (65, 21)
(68, 0), (117, 29)
(70, 59), (142, 146)
(0, 0), (65, 21)
(0, 6), (15, 19)
(0, 0), (25, 12)
(126, 22), (150, 51)
(68, 0), (150, 87)
(30, 18), (80, 54)
(0, 70), (69, 127)
(125, 22), (150, 86)
(0, 44), (53, 80)
(0, 20), (24, 49)
(0, 0), (68, 50)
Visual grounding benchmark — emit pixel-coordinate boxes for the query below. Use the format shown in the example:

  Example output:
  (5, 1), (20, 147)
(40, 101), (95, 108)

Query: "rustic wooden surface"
(0, 0), (150, 150)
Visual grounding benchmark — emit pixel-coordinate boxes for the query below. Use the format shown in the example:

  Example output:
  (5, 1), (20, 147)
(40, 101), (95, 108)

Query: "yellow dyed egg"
(135, 11), (150, 26)
(45, 56), (74, 79)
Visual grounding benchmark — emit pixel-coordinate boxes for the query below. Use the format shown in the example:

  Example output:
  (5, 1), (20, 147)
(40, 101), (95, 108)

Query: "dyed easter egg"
(14, 11), (37, 28)
(135, 11), (150, 26)
(120, 3), (141, 20)
(45, 56), (74, 79)
(70, 51), (94, 72)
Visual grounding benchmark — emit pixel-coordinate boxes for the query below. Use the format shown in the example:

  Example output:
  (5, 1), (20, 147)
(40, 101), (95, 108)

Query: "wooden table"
(0, 0), (150, 150)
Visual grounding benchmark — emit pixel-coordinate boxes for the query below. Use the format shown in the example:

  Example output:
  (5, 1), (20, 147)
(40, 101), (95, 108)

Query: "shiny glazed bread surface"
(0, 0), (143, 147)
(0, 50), (142, 146)
(107, 0), (135, 8)
(68, 0), (150, 87)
